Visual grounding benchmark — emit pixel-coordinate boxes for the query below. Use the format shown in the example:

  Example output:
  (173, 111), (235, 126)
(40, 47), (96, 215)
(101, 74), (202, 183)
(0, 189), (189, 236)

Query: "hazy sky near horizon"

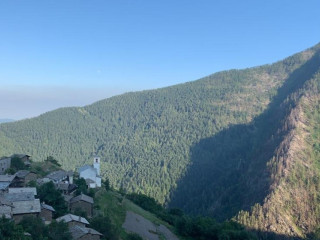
(0, 0), (320, 119)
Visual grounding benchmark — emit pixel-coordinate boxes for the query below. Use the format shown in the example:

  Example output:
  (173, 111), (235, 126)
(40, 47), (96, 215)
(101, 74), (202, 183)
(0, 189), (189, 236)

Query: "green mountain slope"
(169, 46), (320, 238)
(1, 43), (320, 237)
(169, 46), (320, 215)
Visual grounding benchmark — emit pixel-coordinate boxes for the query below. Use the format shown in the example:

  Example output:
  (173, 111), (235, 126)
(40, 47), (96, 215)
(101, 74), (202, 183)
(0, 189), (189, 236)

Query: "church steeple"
(93, 156), (100, 176)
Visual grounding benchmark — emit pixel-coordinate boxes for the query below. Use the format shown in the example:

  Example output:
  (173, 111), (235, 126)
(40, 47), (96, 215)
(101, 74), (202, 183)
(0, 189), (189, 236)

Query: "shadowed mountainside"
(169, 50), (320, 225)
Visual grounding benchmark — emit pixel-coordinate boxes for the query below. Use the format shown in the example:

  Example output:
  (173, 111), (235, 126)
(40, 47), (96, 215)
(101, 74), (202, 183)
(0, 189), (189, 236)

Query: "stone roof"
(78, 165), (93, 173)
(56, 183), (77, 192)
(70, 225), (103, 239)
(45, 170), (69, 181)
(8, 188), (37, 196)
(1, 192), (40, 215)
(56, 214), (89, 225)
(41, 202), (55, 212)
(15, 170), (31, 178)
(55, 182), (69, 191)
(70, 194), (94, 204)
(0, 182), (10, 191)
(62, 194), (73, 203)
(79, 165), (101, 176)
(0, 175), (15, 182)
(36, 178), (49, 185)
(4, 192), (35, 202)
(0, 196), (13, 207)
(12, 199), (41, 214)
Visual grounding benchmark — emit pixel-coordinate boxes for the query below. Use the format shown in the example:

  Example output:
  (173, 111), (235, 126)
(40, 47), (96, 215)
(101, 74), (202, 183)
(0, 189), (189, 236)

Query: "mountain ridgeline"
(1, 43), (320, 238)
(0, 119), (14, 124)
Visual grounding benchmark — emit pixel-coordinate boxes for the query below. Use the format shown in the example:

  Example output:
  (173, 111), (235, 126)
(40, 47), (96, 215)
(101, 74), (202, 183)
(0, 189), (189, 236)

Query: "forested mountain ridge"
(235, 69), (320, 237)
(242, 54), (320, 238)
(1, 43), (320, 238)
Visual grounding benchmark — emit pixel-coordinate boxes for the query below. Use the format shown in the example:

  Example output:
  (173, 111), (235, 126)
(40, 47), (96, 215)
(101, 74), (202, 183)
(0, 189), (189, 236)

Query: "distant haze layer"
(0, 85), (129, 120)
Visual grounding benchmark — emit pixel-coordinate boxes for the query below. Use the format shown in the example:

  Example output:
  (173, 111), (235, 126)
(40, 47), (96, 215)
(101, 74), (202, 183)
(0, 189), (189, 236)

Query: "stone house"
(12, 199), (41, 223)
(70, 225), (102, 240)
(56, 214), (89, 228)
(14, 170), (37, 187)
(40, 202), (55, 224)
(0, 154), (31, 174)
(44, 170), (74, 184)
(0, 174), (19, 188)
(69, 194), (94, 218)
(0, 157), (11, 174)
(4, 192), (41, 223)
(56, 182), (77, 195)
(10, 154), (31, 166)
(78, 157), (101, 188)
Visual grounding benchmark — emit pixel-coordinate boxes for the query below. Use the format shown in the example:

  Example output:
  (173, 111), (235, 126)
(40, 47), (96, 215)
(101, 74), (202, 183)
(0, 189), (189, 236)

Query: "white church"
(78, 157), (102, 188)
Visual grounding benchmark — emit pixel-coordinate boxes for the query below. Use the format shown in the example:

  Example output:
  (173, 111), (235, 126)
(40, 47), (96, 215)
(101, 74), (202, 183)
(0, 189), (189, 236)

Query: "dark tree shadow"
(168, 50), (320, 222)
(254, 230), (305, 240)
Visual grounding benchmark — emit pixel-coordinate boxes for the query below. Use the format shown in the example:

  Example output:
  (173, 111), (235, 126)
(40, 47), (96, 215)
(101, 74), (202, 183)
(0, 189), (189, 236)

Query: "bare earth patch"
(122, 211), (179, 240)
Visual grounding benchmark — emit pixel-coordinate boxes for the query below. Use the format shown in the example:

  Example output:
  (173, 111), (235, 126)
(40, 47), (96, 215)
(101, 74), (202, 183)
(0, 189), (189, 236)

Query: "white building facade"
(78, 157), (102, 188)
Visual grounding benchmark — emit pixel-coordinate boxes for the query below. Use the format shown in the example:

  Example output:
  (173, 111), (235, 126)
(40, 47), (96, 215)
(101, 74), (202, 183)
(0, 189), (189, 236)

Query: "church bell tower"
(93, 156), (100, 176)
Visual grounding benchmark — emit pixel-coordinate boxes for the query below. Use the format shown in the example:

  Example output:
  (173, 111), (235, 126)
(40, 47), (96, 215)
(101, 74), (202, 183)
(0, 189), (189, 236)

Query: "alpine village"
(1, 43), (320, 240)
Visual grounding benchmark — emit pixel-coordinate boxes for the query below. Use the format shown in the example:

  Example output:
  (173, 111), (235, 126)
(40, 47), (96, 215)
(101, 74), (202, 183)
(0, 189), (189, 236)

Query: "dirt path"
(122, 211), (179, 240)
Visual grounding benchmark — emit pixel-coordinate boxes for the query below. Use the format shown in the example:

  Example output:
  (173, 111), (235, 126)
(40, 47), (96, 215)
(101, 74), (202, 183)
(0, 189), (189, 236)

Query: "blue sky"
(0, 0), (320, 119)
